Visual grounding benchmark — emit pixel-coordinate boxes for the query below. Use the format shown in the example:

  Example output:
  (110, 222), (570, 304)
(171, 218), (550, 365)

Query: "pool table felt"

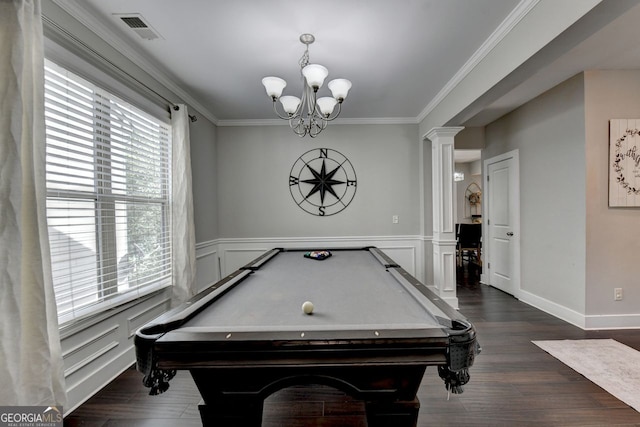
(177, 250), (443, 333)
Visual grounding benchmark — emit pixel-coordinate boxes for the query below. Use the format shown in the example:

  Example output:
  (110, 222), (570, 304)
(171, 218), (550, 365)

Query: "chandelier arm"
(271, 100), (298, 121)
(309, 116), (328, 138)
(321, 102), (343, 122)
(291, 117), (308, 137)
(309, 119), (326, 138)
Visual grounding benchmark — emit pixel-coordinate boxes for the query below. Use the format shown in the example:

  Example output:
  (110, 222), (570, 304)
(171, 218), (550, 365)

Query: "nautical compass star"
(301, 160), (345, 204)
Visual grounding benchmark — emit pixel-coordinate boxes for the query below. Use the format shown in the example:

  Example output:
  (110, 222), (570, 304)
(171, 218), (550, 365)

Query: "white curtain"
(0, 0), (67, 407)
(170, 104), (197, 304)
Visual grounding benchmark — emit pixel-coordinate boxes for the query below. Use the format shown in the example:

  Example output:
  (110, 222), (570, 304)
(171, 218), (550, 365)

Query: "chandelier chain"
(298, 47), (310, 69)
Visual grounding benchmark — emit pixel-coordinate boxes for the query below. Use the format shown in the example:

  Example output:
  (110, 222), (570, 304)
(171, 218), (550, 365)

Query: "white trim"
(61, 325), (118, 360)
(48, 0), (218, 124)
(195, 239), (218, 259)
(195, 239), (217, 250)
(584, 314), (640, 330)
(509, 288), (640, 330)
(217, 116), (419, 127)
(64, 341), (119, 378)
(483, 149), (521, 298)
(216, 235), (421, 245)
(417, 0), (540, 123)
(60, 290), (170, 414)
(64, 346), (135, 415)
(195, 240), (221, 292)
(518, 288), (586, 329)
(126, 298), (171, 338)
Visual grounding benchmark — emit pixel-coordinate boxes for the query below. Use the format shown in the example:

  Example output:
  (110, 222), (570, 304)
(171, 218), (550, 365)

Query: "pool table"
(135, 247), (479, 427)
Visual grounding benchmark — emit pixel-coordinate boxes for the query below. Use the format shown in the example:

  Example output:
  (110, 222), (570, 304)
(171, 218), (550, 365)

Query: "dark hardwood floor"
(64, 268), (640, 426)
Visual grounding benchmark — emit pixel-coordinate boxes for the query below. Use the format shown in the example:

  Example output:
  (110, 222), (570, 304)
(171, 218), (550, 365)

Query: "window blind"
(44, 59), (172, 324)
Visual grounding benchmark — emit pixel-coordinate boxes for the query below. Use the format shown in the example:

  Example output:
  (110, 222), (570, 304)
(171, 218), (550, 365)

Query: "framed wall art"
(609, 119), (640, 207)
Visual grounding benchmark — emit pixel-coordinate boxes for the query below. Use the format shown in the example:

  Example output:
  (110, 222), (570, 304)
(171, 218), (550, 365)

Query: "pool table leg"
(365, 398), (420, 427)
(198, 397), (263, 427)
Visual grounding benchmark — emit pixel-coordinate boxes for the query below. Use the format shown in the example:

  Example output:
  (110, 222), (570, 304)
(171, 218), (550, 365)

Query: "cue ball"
(302, 301), (314, 315)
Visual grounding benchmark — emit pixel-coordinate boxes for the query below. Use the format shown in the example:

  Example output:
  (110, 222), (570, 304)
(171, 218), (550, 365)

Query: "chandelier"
(261, 34), (352, 138)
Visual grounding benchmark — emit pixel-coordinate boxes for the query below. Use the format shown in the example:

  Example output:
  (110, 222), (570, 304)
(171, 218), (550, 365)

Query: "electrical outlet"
(392, 215), (399, 224)
(614, 288), (623, 301)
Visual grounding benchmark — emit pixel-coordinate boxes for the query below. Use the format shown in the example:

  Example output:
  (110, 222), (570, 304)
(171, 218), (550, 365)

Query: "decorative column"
(426, 127), (463, 308)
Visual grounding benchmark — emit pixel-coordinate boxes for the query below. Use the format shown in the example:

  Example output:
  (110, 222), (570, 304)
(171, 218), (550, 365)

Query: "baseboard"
(518, 289), (586, 329)
(584, 313), (640, 330)
(517, 289), (640, 330)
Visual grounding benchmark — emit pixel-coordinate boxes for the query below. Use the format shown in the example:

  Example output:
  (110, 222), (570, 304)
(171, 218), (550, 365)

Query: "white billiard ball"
(302, 301), (314, 315)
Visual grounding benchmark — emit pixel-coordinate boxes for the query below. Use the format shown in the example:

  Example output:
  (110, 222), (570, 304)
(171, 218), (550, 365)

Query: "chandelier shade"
(262, 76), (287, 99)
(328, 79), (352, 102)
(316, 97), (338, 116)
(280, 95), (301, 114)
(261, 33), (351, 138)
(301, 64), (328, 90)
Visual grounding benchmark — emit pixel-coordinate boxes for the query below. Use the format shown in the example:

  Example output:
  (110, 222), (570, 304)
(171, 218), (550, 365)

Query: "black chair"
(456, 223), (482, 270)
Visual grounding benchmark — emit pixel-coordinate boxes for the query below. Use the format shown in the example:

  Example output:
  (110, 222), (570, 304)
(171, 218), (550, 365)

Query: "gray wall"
(455, 127), (485, 150)
(584, 70), (640, 316)
(190, 117), (219, 242)
(216, 124), (421, 238)
(483, 73), (587, 313)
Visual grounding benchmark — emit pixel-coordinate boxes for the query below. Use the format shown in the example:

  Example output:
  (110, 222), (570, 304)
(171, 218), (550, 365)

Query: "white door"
(484, 151), (520, 296)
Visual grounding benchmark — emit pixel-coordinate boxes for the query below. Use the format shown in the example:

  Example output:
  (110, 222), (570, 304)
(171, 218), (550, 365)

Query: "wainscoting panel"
(195, 240), (220, 293)
(376, 245), (417, 276)
(61, 290), (171, 414)
(126, 297), (171, 338)
(61, 324), (119, 380)
(216, 236), (424, 279)
(222, 247), (270, 276)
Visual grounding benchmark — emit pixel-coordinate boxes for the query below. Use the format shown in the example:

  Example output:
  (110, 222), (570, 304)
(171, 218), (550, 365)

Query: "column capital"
(424, 126), (464, 142)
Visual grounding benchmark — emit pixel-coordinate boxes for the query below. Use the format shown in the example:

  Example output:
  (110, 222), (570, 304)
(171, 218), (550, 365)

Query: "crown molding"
(416, 0), (540, 124)
(49, 0), (219, 125)
(217, 116), (419, 127)
(49, 0), (539, 129)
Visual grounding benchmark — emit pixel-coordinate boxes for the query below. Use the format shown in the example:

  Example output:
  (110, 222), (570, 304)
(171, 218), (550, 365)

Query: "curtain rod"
(172, 105), (197, 122)
(42, 14), (197, 123)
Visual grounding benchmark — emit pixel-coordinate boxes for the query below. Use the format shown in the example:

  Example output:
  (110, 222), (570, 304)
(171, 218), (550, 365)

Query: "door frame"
(482, 150), (521, 298)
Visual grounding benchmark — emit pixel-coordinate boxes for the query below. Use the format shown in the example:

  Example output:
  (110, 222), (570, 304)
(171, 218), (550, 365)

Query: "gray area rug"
(532, 339), (640, 412)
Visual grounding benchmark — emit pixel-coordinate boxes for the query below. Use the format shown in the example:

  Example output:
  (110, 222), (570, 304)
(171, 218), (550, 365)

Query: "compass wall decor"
(289, 148), (357, 216)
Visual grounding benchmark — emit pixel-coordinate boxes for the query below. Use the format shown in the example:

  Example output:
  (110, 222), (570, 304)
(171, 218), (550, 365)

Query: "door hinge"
(487, 175), (490, 181)
(487, 219), (490, 225)
(487, 263), (490, 269)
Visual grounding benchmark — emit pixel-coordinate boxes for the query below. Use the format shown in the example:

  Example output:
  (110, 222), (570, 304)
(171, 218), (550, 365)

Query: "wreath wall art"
(610, 119), (640, 207)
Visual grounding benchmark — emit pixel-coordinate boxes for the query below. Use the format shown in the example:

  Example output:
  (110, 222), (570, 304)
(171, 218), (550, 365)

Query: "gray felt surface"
(182, 250), (440, 332)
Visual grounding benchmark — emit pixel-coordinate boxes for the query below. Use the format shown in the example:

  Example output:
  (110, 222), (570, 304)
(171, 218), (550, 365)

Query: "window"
(44, 59), (172, 324)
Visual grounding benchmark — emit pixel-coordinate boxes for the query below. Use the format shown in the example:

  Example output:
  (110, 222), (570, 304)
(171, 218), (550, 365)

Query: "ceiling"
(51, 0), (640, 128)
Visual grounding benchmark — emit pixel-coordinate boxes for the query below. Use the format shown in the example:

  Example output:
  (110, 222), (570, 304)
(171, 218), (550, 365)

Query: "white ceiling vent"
(114, 14), (162, 40)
